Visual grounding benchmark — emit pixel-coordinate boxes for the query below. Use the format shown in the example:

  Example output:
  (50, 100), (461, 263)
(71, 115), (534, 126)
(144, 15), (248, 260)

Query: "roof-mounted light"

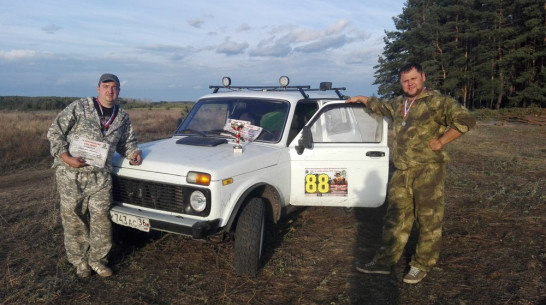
(279, 76), (290, 88)
(320, 82), (332, 91)
(222, 77), (231, 88)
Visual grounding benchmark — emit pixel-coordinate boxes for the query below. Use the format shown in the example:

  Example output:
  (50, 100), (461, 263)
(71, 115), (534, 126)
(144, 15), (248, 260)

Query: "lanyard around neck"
(96, 98), (117, 131)
(403, 96), (417, 119)
(402, 88), (426, 119)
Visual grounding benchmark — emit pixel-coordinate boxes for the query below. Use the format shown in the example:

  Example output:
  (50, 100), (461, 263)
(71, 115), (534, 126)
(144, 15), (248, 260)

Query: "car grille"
(112, 176), (188, 214)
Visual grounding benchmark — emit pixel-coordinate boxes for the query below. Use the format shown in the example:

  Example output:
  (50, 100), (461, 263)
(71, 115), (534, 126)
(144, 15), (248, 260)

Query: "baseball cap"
(98, 73), (120, 86)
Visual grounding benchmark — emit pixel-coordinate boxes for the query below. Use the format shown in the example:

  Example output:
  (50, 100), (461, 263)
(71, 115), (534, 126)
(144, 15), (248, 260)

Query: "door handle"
(366, 151), (385, 157)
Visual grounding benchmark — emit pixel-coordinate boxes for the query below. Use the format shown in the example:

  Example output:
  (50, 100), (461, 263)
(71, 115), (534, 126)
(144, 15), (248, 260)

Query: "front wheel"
(234, 198), (266, 276)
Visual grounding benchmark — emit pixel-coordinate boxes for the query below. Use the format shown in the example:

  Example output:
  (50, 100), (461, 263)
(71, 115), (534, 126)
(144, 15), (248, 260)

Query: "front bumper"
(111, 204), (220, 238)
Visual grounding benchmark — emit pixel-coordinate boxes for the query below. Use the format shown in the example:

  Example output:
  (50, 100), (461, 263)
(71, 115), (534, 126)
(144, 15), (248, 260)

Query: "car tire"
(234, 197), (265, 276)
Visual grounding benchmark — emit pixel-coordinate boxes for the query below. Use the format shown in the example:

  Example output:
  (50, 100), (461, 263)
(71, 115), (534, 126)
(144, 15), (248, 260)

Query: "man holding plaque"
(47, 73), (142, 278)
(346, 63), (475, 284)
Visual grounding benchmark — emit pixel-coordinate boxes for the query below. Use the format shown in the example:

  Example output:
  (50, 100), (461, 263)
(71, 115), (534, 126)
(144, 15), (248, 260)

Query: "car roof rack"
(209, 76), (346, 99)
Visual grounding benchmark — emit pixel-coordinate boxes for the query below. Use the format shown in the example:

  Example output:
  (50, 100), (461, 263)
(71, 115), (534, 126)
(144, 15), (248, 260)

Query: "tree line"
(0, 96), (194, 111)
(374, 0), (545, 109)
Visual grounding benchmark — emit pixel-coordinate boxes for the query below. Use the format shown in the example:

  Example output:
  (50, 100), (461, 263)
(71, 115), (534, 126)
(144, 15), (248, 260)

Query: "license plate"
(110, 210), (150, 232)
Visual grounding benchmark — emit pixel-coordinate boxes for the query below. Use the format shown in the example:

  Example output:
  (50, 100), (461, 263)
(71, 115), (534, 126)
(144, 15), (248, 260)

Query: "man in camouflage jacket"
(347, 63), (476, 284)
(47, 73), (142, 278)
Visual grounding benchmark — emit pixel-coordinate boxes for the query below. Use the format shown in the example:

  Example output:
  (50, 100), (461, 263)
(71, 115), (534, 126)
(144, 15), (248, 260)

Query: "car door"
(288, 101), (389, 207)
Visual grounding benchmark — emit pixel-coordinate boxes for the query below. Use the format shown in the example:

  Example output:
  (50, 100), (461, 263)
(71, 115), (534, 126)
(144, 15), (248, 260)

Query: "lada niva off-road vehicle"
(110, 76), (389, 276)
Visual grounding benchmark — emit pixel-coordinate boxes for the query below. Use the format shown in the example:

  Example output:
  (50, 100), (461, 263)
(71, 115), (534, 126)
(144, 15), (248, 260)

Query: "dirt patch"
(0, 123), (544, 305)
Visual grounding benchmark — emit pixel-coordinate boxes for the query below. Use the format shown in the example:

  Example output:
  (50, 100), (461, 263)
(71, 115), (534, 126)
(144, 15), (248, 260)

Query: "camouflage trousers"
(55, 169), (113, 267)
(373, 163), (446, 272)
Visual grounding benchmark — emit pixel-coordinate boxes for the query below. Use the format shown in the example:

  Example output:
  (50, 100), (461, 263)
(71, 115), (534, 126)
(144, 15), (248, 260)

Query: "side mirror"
(295, 126), (313, 155)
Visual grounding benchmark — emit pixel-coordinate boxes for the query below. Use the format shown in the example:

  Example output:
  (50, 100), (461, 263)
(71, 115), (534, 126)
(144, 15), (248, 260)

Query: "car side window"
(287, 102), (319, 144)
(309, 104), (382, 143)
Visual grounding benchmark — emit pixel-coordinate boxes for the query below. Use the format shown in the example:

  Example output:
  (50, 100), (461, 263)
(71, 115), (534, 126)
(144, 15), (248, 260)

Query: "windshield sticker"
(304, 168), (348, 197)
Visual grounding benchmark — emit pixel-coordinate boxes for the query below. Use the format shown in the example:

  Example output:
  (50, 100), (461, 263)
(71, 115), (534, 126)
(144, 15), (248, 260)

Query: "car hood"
(112, 137), (282, 180)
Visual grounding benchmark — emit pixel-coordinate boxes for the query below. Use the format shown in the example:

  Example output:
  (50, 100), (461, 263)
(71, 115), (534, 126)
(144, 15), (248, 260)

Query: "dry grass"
(0, 111), (55, 167)
(0, 110), (545, 305)
(128, 109), (183, 143)
(0, 109), (182, 174)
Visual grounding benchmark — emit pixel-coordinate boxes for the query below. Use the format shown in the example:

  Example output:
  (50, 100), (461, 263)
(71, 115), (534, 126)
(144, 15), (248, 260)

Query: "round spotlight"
(189, 190), (207, 213)
(222, 77), (231, 87)
(279, 76), (290, 87)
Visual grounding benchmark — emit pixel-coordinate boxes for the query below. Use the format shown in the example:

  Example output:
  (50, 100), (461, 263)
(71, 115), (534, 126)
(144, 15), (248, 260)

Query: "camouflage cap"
(98, 73), (120, 86)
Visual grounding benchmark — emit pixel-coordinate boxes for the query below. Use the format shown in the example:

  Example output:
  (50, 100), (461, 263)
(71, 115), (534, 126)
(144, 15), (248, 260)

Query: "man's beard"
(405, 87), (425, 98)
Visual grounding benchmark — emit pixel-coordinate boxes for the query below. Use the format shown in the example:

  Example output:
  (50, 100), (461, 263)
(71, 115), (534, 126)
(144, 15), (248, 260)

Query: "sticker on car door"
(304, 168), (348, 197)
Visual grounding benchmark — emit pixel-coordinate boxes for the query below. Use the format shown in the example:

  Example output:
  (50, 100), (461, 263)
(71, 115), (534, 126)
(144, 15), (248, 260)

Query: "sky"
(0, 0), (405, 102)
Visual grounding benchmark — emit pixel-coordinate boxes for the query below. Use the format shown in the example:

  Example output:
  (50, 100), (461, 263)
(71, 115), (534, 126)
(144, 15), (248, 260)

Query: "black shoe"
(356, 261), (390, 275)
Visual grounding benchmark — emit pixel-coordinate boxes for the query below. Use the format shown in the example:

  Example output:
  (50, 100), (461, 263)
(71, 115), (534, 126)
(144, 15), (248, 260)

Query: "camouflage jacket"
(367, 90), (475, 170)
(47, 97), (140, 172)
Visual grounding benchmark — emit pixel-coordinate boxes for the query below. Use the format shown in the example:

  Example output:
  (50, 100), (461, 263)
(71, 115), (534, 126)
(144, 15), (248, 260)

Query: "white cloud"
(249, 40), (292, 57)
(294, 35), (352, 53)
(323, 19), (351, 36)
(0, 49), (40, 60)
(279, 27), (321, 44)
(216, 37), (249, 56)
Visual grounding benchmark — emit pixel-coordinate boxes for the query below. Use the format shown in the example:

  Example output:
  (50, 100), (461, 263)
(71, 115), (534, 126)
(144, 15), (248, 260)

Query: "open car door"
(288, 101), (389, 207)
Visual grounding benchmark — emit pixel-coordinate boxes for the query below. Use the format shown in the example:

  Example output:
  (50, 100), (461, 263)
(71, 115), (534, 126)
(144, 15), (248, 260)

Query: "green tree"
(374, 0), (545, 109)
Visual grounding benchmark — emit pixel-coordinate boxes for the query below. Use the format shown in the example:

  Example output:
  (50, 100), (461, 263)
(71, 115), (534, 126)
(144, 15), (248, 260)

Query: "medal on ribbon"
(96, 99), (118, 135)
(401, 88), (426, 127)
(402, 96), (418, 127)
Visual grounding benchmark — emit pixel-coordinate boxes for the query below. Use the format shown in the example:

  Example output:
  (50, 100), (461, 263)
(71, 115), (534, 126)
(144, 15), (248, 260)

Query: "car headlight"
(189, 190), (207, 213)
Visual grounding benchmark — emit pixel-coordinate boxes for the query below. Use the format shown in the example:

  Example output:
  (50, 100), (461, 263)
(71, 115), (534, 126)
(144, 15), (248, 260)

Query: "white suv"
(110, 77), (389, 276)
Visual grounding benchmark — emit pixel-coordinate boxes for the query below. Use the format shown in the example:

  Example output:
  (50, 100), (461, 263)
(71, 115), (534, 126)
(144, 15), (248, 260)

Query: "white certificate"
(224, 119), (263, 142)
(69, 136), (110, 168)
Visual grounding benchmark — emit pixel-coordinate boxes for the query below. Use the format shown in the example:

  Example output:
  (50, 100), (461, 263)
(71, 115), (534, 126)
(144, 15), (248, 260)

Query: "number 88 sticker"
(305, 173), (330, 194)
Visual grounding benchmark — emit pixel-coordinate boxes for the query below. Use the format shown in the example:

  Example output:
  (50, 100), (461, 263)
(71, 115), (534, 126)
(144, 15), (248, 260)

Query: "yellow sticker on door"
(304, 168), (347, 197)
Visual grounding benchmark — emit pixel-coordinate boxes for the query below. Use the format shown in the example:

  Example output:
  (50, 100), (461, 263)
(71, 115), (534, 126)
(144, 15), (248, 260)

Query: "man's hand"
(129, 151), (142, 166)
(60, 152), (88, 168)
(429, 128), (464, 151)
(429, 139), (444, 151)
(346, 96), (370, 105)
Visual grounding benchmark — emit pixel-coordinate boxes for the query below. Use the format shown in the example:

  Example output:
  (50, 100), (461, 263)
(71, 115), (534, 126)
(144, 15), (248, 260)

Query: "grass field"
(0, 108), (544, 304)
(0, 109), (182, 173)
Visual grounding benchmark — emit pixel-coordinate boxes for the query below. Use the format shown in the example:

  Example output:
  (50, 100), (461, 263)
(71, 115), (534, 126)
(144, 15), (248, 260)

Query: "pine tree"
(373, 0), (545, 108)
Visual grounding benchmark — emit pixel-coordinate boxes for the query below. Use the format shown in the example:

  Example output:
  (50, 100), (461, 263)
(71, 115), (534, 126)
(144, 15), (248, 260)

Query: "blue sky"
(0, 0), (405, 102)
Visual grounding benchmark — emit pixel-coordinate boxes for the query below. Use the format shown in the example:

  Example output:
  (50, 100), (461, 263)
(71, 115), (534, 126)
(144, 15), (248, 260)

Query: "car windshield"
(175, 98), (290, 142)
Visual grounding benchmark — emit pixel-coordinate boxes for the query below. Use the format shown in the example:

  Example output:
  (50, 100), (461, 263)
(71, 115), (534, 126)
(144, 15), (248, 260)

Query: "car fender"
(221, 180), (284, 234)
